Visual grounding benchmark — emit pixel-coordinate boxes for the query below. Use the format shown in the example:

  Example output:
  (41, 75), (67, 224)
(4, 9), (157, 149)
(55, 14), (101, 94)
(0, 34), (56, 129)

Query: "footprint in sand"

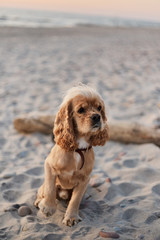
(35, 223), (61, 232)
(42, 233), (64, 240)
(17, 151), (28, 158)
(118, 182), (142, 196)
(145, 212), (160, 224)
(123, 159), (138, 168)
(152, 184), (160, 196)
(122, 208), (143, 223)
(104, 185), (118, 201)
(0, 138), (6, 146)
(1, 181), (14, 191)
(105, 182), (141, 200)
(71, 227), (92, 239)
(145, 214), (158, 224)
(133, 168), (159, 183)
(25, 167), (43, 176)
(13, 174), (29, 183)
(3, 190), (22, 202)
(31, 178), (43, 189)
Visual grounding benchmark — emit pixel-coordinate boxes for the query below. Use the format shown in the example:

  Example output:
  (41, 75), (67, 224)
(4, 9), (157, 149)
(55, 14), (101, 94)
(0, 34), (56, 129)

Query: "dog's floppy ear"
(53, 101), (78, 151)
(90, 123), (109, 146)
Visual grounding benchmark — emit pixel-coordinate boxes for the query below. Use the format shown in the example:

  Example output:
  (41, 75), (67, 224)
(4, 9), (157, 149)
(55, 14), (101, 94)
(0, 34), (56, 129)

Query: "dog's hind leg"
(34, 184), (45, 207)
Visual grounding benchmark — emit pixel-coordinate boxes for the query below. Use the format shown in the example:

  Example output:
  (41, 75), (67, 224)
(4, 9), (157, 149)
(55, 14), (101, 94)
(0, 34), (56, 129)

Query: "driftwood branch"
(13, 113), (55, 135)
(109, 121), (160, 147)
(13, 113), (160, 147)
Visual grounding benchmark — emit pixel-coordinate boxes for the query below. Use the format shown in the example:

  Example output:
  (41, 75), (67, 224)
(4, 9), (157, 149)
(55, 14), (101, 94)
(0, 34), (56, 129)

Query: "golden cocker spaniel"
(34, 84), (109, 226)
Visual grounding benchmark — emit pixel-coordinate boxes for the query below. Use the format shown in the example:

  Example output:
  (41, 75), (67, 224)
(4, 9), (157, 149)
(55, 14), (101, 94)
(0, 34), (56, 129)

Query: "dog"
(34, 84), (109, 226)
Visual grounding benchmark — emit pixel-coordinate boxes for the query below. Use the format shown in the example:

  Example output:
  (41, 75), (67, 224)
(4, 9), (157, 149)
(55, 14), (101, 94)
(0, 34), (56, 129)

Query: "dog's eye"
(78, 107), (85, 114)
(97, 105), (102, 111)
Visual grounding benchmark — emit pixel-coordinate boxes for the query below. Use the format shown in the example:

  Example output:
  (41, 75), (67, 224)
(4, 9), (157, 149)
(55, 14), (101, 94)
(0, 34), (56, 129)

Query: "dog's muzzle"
(91, 114), (101, 129)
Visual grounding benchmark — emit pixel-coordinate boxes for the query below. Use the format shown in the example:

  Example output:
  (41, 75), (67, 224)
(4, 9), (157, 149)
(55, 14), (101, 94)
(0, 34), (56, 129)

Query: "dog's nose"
(91, 114), (101, 124)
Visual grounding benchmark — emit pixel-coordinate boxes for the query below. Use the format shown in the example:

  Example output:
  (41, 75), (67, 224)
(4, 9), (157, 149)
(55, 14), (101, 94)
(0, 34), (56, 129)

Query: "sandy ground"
(0, 26), (160, 240)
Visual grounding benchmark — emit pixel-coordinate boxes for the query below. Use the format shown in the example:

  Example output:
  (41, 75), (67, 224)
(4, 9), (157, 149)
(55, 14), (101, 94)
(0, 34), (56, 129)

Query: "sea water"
(0, 7), (160, 28)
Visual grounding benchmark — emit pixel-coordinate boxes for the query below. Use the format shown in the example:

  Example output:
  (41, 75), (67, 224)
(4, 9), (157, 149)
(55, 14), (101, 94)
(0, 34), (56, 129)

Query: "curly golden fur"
(34, 84), (109, 226)
(54, 101), (78, 151)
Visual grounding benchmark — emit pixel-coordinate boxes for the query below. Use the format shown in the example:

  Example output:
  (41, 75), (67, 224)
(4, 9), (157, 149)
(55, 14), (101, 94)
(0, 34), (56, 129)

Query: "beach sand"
(0, 26), (160, 240)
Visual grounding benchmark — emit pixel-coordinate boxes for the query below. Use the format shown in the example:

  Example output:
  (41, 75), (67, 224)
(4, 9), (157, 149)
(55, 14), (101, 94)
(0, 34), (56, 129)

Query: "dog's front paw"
(34, 197), (41, 208)
(38, 199), (56, 217)
(62, 213), (82, 226)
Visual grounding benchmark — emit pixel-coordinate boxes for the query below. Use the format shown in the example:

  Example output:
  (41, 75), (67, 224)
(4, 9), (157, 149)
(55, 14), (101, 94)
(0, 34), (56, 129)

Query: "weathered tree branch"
(13, 113), (160, 147)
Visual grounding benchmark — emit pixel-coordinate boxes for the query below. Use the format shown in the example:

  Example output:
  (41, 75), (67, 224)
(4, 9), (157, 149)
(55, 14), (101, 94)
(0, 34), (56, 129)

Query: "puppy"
(34, 84), (109, 226)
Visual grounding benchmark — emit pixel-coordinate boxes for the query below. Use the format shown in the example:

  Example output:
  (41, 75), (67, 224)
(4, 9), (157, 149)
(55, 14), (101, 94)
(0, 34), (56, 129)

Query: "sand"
(0, 25), (160, 240)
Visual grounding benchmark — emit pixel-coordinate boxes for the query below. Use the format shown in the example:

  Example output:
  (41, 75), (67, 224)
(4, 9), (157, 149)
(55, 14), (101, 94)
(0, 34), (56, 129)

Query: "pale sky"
(0, 0), (160, 22)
